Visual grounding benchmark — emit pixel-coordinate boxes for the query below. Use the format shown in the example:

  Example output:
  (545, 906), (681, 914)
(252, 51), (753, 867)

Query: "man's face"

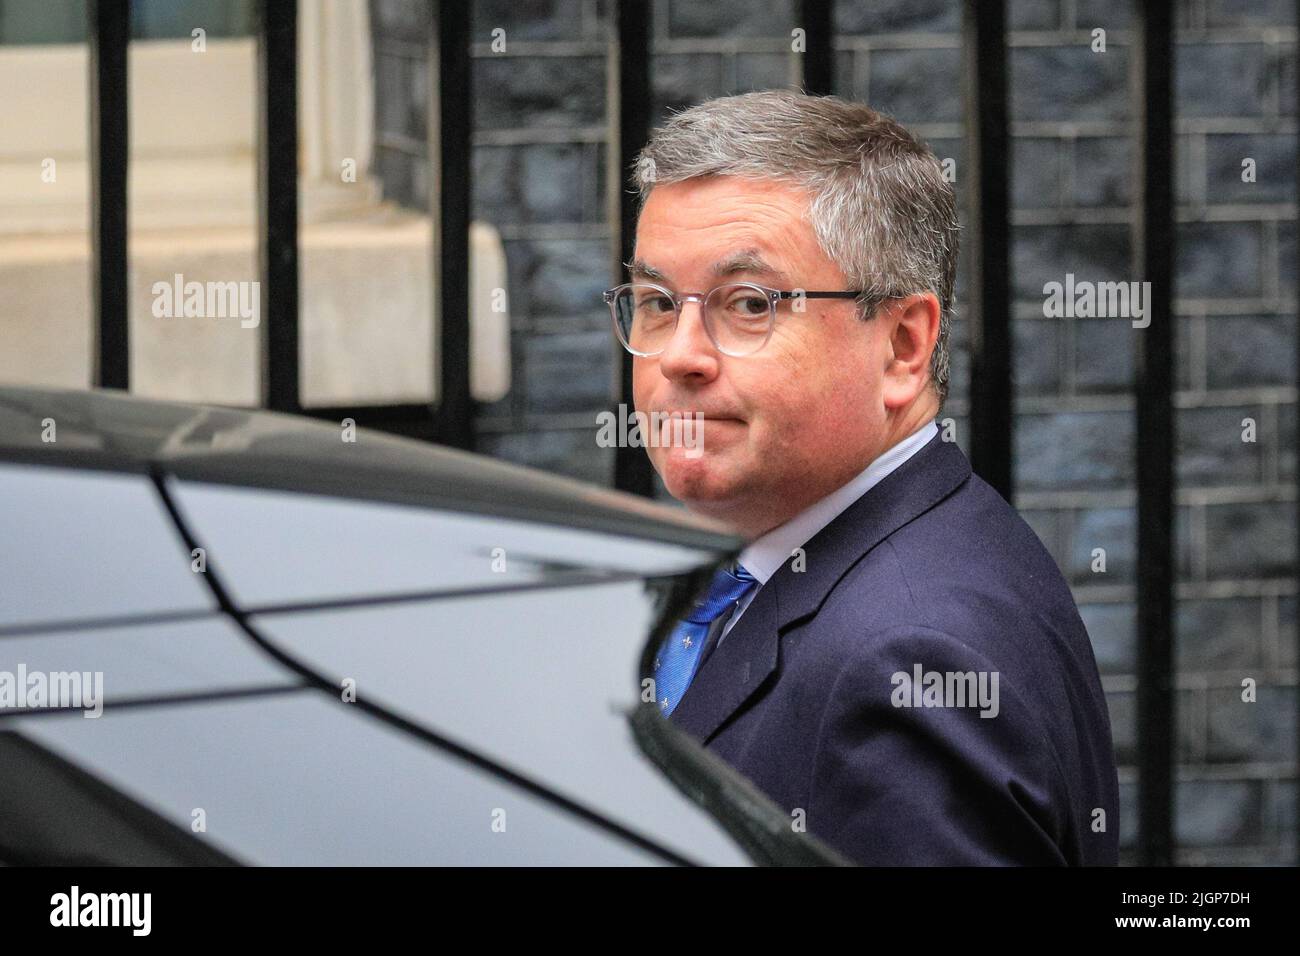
(630, 175), (905, 538)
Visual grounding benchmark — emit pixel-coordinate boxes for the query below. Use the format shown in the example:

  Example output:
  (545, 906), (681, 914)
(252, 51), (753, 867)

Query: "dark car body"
(0, 386), (842, 866)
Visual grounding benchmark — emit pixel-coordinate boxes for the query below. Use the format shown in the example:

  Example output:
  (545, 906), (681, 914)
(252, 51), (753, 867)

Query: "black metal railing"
(257, 0), (299, 414)
(963, 0), (1014, 502)
(1132, 0), (1177, 868)
(797, 0), (834, 96)
(88, 0), (129, 392)
(88, 0), (473, 447)
(609, 0), (655, 497)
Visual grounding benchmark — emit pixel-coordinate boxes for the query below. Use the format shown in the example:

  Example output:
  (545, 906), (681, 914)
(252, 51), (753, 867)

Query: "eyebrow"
(627, 248), (791, 286)
(627, 258), (670, 283)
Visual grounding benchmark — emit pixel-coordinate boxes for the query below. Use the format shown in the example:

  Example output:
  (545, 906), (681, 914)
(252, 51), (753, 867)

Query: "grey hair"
(632, 90), (959, 409)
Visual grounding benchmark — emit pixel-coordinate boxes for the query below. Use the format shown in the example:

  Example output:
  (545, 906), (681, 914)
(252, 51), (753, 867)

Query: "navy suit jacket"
(670, 431), (1120, 865)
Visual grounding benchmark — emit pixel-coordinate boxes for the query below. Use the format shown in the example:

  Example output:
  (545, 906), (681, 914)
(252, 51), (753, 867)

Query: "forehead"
(632, 176), (820, 283)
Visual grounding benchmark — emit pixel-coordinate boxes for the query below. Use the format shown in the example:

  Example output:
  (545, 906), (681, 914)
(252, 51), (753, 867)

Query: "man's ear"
(881, 293), (940, 410)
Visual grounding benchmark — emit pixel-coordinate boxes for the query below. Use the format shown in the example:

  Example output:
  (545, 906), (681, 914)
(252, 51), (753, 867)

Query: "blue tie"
(653, 562), (757, 715)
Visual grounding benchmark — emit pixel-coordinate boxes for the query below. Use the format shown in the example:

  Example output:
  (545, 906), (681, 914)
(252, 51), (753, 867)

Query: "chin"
(658, 450), (742, 508)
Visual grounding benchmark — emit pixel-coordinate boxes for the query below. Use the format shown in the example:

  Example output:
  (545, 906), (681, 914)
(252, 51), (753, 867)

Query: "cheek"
(748, 349), (875, 456)
(631, 360), (657, 407)
(742, 365), (830, 449)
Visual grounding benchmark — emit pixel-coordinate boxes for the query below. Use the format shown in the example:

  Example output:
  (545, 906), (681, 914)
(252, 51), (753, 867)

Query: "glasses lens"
(706, 284), (773, 355)
(613, 285), (676, 354)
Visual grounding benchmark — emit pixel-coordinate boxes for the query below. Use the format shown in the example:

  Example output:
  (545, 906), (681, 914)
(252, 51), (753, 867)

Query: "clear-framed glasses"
(603, 281), (868, 357)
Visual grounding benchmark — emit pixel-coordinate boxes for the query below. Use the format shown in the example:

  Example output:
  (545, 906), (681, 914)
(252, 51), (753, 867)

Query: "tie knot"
(684, 562), (758, 625)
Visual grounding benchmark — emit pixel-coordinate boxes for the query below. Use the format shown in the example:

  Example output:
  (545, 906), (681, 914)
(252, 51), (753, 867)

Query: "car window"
(166, 477), (723, 609)
(12, 694), (675, 865)
(0, 615), (292, 703)
(253, 580), (753, 865)
(0, 463), (215, 631)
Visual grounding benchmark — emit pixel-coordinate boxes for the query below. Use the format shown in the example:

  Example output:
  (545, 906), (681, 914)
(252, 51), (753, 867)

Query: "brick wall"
(371, 0), (1298, 864)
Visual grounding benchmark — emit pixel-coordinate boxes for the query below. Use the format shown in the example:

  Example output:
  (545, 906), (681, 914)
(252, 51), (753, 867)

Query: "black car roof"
(0, 386), (740, 552)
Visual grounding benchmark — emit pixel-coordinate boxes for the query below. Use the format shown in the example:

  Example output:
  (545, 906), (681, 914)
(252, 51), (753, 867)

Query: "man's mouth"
(653, 409), (744, 421)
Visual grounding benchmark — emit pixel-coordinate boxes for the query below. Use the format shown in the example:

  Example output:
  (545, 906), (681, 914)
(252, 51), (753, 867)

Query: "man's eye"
(725, 294), (769, 316)
(636, 295), (674, 313)
(633, 297), (676, 329)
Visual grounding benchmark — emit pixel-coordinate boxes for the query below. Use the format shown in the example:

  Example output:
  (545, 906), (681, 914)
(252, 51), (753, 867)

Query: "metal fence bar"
(257, 0), (300, 414)
(88, 0), (129, 391)
(962, 0), (1014, 501)
(1294, 0), (1299, 868)
(1133, 0), (1176, 868)
(797, 0), (834, 96)
(431, 0), (474, 450)
(610, 0), (655, 496)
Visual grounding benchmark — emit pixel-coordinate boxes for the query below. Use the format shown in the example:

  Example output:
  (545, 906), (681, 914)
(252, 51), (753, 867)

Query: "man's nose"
(656, 298), (720, 382)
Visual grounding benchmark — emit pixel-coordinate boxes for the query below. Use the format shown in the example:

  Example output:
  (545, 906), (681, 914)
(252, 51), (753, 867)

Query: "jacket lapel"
(668, 432), (972, 744)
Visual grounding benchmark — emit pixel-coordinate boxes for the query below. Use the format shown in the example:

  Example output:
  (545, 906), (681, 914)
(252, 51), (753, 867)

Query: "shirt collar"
(738, 418), (939, 585)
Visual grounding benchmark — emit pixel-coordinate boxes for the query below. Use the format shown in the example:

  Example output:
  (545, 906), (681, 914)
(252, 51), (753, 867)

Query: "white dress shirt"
(715, 418), (939, 649)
